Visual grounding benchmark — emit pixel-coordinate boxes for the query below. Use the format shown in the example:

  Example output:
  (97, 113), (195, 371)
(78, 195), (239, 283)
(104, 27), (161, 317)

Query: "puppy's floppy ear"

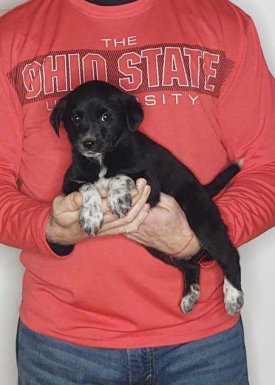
(50, 97), (67, 136)
(124, 95), (144, 132)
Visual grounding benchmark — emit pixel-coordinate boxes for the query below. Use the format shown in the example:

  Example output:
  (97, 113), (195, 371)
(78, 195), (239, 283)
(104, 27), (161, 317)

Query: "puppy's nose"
(83, 139), (96, 150)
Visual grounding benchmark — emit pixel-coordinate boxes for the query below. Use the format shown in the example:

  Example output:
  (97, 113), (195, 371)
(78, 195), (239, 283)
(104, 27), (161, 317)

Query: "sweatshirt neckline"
(68, 0), (156, 18)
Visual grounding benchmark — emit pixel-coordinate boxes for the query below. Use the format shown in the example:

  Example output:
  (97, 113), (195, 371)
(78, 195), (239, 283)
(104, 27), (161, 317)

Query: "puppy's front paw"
(109, 191), (132, 217)
(180, 284), (200, 314)
(79, 206), (103, 235)
(223, 278), (244, 316)
(79, 183), (103, 235)
(108, 175), (135, 217)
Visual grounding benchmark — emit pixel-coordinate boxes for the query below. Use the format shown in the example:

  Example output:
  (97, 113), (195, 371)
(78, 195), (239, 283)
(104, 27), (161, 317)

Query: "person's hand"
(45, 179), (200, 261)
(45, 192), (89, 245)
(46, 179), (151, 245)
(125, 192), (201, 259)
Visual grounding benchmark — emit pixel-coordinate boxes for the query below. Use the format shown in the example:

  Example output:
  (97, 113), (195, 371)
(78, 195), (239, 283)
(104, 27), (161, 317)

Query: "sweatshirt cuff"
(47, 241), (75, 256)
(37, 206), (75, 258)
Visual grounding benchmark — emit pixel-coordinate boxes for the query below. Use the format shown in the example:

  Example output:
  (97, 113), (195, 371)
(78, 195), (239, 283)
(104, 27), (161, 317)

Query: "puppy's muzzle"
(83, 138), (96, 150)
(77, 135), (108, 156)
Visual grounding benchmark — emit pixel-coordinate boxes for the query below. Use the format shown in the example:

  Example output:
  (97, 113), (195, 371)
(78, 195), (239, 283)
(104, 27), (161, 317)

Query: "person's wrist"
(171, 233), (201, 259)
(45, 216), (75, 256)
(45, 214), (68, 245)
(45, 214), (59, 244)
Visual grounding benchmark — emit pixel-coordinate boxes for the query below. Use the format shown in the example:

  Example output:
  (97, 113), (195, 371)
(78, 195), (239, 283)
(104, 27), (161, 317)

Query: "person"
(0, 0), (274, 384)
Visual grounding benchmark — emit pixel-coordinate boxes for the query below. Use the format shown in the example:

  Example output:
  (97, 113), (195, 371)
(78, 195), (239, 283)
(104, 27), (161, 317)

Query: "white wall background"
(0, 1), (274, 384)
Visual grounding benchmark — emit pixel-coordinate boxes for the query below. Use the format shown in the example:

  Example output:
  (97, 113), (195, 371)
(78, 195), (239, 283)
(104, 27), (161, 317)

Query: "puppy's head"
(50, 81), (144, 158)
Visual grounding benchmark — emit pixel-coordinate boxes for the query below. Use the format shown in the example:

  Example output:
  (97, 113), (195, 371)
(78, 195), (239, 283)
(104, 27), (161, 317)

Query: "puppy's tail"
(204, 161), (241, 198)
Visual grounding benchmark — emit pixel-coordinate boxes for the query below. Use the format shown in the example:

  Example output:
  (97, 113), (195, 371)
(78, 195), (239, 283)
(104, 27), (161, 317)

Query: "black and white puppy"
(50, 80), (243, 315)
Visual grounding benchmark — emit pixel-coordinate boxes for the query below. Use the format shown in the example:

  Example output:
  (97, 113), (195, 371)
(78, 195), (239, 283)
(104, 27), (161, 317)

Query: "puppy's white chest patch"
(94, 154), (110, 191)
(99, 163), (107, 179)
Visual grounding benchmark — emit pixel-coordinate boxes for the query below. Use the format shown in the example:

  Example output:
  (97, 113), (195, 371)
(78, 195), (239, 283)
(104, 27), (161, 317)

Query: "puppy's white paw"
(79, 183), (103, 235)
(79, 206), (103, 235)
(108, 175), (135, 217)
(223, 278), (244, 316)
(180, 284), (200, 314)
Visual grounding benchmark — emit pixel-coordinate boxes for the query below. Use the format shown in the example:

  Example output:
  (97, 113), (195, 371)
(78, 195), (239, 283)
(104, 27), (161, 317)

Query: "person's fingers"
(101, 197), (111, 214)
(123, 204), (151, 234)
(123, 184), (151, 222)
(131, 178), (147, 205)
(98, 184), (151, 233)
(53, 192), (83, 214)
(98, 203), (151, 236)
(51, 193), (83, 228)
(136, 178), (148, 191)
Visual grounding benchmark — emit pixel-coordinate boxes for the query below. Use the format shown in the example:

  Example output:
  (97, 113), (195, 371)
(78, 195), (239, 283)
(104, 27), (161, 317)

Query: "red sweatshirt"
(0, 0), (274, 348)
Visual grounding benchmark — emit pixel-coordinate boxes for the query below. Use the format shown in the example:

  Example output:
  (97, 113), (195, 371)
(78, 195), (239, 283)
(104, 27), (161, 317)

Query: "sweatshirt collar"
(68, 0), (156, 18)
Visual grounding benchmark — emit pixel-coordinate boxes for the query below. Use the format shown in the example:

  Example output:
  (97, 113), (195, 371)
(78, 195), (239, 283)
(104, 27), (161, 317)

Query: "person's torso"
(0, 0), (242, 347)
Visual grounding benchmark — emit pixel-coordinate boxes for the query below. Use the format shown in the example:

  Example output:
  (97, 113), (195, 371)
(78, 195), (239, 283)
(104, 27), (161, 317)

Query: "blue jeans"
(17, 320), (249, 385)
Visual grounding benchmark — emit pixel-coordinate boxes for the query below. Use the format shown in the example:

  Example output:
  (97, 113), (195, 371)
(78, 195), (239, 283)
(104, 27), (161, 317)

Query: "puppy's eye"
(71, 113), (81, 124)
(100, 112), (110, 123)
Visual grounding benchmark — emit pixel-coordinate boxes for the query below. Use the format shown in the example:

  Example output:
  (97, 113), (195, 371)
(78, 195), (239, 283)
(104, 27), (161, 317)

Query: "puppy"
(50, 80), (243, 315)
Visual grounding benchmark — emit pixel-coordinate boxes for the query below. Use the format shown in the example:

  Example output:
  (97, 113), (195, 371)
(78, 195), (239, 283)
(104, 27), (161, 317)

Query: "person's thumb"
(62, 192), (82, 212)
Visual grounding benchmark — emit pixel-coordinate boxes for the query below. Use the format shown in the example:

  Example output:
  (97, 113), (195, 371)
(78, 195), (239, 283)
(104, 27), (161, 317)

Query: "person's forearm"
(0, 180), (52, 254)
(215, 163), (275, 247)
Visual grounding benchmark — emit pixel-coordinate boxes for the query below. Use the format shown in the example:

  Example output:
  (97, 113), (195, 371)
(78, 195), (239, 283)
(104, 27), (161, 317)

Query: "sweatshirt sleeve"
(0, 58), (64, 257)
(215, 17), (275, 247)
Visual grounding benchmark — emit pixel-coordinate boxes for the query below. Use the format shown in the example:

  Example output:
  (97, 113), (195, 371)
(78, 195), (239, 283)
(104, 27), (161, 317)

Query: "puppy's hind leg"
(219, 250), (244, 316)
(223, 277), (244, 316)
(172, 259), (200, 314)
(146, 248), (200, 314)
(175, 187), (243, 316)
(201, 236), (244, 316)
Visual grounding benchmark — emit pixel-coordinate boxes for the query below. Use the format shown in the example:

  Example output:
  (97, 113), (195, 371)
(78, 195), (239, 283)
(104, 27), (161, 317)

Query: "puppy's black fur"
(50, 80), (243, 315)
